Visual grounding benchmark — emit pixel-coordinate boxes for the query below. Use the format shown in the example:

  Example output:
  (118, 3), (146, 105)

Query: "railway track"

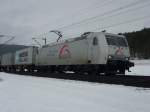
(5, 71), (150, 88)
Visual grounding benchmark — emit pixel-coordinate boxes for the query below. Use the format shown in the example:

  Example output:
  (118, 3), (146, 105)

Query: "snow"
(126, 60), (150, 76)
(0, 72), (150, 112)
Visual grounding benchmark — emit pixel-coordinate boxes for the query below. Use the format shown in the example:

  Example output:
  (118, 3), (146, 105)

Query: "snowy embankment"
(126, 60), (150, 76)
(0, 72), (150, 112)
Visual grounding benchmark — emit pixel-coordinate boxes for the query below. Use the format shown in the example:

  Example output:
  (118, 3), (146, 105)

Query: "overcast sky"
(0, 0), (150, 45)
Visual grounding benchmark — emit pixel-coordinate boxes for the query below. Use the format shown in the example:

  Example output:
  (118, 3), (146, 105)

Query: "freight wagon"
(14, 46), (38, 71)
(0, 53), (15, 71)
(0, 47), (38, 72)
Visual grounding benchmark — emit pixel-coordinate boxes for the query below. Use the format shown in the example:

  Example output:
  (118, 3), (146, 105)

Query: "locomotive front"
(104, 33), (134, 74)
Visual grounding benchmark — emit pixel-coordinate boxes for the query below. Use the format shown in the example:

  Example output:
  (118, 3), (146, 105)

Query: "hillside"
(123, 28), (150, 59)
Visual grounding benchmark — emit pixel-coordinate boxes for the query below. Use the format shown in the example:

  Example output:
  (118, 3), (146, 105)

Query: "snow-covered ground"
(0, 72), (150, 112)
(126, 60), (150, 76)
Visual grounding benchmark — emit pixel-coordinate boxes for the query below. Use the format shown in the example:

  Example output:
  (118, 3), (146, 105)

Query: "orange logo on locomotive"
(59, 44), (71, 59)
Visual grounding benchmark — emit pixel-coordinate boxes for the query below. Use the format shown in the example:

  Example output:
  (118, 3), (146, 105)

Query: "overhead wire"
(52, 0), (113, 24)
(32, 0), (150, 43)
(61, 1), (150, 37)
(33, 0), (114, 39)
(65, 1), (150, 30)
(99, 14), (150, 31)
(64, 14), (150, 38)
(56, 0), (147, 31)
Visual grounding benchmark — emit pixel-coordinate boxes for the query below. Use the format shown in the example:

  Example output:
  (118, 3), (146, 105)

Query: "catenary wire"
(56, 0), (147, 31)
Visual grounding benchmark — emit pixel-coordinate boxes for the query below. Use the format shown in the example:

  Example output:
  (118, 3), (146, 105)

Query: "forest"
(123, 28), (150, 59)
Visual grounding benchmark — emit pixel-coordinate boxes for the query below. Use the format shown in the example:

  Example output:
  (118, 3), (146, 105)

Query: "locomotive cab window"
(93, 37), (98, 45)
(106, 35), (128, 47)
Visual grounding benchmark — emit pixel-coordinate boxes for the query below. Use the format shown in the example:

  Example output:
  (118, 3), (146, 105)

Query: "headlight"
(108, 55), (113, 59)
(125, 57), (130, 60)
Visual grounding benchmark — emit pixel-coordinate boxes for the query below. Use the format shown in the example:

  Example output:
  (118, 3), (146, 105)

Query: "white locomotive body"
(36, 37), (88, 65)
(36, 32), (134, 74)
(36, 32), (108, 65)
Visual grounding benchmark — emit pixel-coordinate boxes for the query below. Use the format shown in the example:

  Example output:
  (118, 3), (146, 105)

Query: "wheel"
(105, 71), (116, 76)
(119, 69), (125, 75)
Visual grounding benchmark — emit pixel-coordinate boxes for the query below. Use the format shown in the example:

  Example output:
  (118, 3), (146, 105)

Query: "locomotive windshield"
(106, 35), (128, 47)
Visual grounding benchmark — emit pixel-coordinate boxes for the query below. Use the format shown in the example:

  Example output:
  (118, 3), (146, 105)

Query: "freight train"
(0, 32), (134, 75)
